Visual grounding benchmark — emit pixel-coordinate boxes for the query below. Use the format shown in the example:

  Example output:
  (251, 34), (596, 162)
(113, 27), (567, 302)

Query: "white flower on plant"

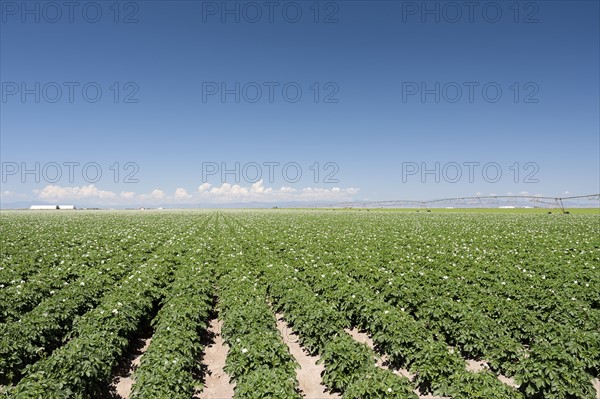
(112, 309), (119, 314)
(241, 348), (248, 354)
(387, 388), (393, 393)
(80, 282), (85, 286)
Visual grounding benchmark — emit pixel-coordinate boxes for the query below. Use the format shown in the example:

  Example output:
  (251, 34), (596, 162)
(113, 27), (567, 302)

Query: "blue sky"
(1, 0), (599, 206)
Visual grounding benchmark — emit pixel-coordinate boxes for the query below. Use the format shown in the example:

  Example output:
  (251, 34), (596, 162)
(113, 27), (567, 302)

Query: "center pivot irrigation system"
(322, 194), (600, 213)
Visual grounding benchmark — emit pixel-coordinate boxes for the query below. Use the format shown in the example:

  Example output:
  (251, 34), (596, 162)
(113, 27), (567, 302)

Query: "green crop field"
(1, 210), (599, 399)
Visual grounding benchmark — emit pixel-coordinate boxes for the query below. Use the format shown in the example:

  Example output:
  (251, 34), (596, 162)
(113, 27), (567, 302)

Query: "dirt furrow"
(346, 327), (451, 399)
(276, 313), (340, 399)
(195, 317), (235, 399)
(112, 337), (152, 399)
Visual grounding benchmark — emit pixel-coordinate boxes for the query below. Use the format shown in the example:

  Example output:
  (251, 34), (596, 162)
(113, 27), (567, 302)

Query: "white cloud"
(21, 181), (360, 206)
(34, 184), (116, 200)
(140, 189), (166, 201)
(120, 191), (136, 199)
(198, 183), (212, 192)
(250, 180), (267, 194)
(174, 188), (192, 200)
(197, 180), (359, 203)
(209, 183), (249, 196)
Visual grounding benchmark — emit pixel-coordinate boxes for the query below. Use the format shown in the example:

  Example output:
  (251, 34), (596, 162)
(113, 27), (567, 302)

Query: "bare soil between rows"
(194, 317), (235, 399)
(276, 313), (340, 399)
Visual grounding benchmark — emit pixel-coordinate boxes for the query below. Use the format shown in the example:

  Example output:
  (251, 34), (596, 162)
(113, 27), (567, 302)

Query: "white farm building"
(30, 205), (76, 210)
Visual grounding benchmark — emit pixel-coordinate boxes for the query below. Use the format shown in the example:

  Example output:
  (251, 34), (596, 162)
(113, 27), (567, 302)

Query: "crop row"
(235, 211), (599, 398)
(262, 262), (419, 398)
(130, 260), (214, 398)
(217, 263), (301, 398)
(5, 258), (171, 397)
(0, 213), (210, 322)
(338, 259), (600, 398)
(0, 225), (205, 385)
(0, 267), (131, 383)
(302, 244), (600, 397)
(0, 214), (83, 284)
(1, 210), (597, 399)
